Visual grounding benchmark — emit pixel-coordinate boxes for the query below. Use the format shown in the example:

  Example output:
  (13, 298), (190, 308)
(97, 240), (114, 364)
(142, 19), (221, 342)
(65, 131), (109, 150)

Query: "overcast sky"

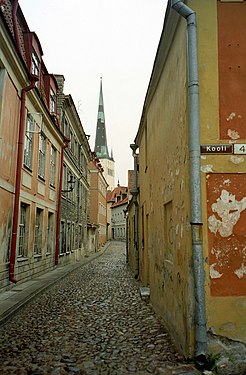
(20, 0), (168, 186)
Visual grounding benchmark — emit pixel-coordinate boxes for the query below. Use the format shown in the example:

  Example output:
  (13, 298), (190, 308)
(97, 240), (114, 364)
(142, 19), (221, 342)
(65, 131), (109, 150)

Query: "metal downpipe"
(171, 0), (207, 367)
(130, 143), (139, 278)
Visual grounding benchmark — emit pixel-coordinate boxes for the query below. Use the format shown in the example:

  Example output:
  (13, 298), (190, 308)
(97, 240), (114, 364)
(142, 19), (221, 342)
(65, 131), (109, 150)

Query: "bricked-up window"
(38, 133), (46, 179)
(31, 50), (40, 77)
(18, 203), (29, 257)
(24, 113), (34, 169)
(47, 212), (54, 254)
(163, 200), (173, 262)
(34, 208), (43, 255)
(50, 146), (56, 186)
(50, 88), (56, 113)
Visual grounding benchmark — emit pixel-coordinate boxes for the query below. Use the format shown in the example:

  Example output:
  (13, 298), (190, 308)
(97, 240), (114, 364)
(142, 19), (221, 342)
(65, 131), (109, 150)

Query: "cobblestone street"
(0, 242), (197, 375)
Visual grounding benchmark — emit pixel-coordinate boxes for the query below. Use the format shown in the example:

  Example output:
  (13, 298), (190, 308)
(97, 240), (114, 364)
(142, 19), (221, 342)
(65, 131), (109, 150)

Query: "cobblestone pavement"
(0, 242), (198, 375)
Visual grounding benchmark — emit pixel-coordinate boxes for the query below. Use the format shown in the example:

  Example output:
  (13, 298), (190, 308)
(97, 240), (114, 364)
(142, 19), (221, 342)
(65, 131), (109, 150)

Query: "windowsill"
(23, 165), (33, 174)
(46, 252), (51, 256)
(66, 252), (70, 255)
(17, 257), (28, 262)
(49, 184), (55, 190)
(38, 176), (45, 182)
(34, 254), (42, 259)
(59, 253), (65, 257)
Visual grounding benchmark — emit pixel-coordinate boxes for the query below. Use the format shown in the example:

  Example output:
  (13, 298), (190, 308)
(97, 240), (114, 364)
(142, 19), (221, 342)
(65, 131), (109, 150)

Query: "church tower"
(94, 77), (115, 191)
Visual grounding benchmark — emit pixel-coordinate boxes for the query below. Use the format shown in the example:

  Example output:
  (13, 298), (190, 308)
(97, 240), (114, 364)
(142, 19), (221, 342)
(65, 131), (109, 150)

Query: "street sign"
(200, 144), (233, 154)
(234, 144), (246, 155)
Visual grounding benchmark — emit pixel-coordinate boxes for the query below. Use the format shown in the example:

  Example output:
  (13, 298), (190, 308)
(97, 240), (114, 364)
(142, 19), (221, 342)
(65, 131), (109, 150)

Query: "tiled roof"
(111, 196), (128, 208)
(106, 186), (128, 203)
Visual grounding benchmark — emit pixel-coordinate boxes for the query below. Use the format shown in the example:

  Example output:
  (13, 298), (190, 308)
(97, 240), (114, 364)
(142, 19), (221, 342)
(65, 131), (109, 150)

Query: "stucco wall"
(195, 0), (246, 349)
(137, 16), (194, 356)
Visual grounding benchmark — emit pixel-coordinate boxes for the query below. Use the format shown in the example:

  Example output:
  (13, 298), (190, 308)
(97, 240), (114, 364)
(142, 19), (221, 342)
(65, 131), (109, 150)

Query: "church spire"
(94, 77), (110, 159)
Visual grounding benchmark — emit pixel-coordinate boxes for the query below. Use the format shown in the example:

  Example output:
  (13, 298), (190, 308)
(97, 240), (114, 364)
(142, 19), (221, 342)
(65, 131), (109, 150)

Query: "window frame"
(18, 203), (29, 257)
(50, 146), (56, 186)
(38, 133), (46, 179)
(24, 113), (34, 169)
(31, 49), (40, 78)
(34, 207), (43, 255)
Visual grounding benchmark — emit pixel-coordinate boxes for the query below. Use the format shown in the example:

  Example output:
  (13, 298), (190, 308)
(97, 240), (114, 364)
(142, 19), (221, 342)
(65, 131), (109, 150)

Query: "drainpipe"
(55, 137), (69, 265)
(130, 143), (139, 278)
(9, 76), (38, 283)
(171, 0), (207, 368)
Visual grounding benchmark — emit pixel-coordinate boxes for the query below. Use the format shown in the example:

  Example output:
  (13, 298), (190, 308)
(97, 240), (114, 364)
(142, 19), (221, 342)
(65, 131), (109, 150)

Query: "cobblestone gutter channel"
(0, 241), (200, 375)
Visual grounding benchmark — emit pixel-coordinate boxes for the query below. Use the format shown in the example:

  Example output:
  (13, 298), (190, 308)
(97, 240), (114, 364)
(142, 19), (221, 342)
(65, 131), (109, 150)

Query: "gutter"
(130, 143), (139, 278)
(171, 0), (207, 368)
(55, 137), (70, 265)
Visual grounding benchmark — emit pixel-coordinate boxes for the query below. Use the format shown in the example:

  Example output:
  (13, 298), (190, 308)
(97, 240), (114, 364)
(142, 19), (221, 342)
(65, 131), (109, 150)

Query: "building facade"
(107, 185), (128, 241)
(128, 0), (246, 372)
(0, 0), (64, 290)
(88, 156), (108, 250)
(55, 75), (91, 264)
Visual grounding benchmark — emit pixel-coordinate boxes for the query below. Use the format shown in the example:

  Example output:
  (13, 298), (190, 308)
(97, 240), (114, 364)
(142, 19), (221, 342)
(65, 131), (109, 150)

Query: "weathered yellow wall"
(134, 0), (246, 358)
(127, 200), (136, 273)
(193, 0), (246, 344)
(137, 17), (195, 356)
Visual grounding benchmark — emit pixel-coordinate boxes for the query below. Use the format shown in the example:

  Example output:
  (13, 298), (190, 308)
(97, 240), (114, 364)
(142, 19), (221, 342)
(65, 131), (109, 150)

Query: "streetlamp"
(62, 175), (76, 193)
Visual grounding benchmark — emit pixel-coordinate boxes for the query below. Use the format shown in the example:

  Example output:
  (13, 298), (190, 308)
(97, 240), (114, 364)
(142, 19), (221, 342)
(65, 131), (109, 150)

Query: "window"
(47, 212), (54, 254)
(62, 164), (67, 192)
(50, 88), (56, 113)
(38, 134), (46, 178)
(67, 222), (71, 252)
(60, 221), (66, 254)
(108, 168), (114, 176)
(24, 113), (34, 169)
(74, 139), (78, 160)
(31, 50), (40, 77)
(78, 225), (83, 248)
(34, 208), (43, 255)
(50, 146), (56, 186)
(18, 203), (29, 257)
(71, 223), (75, 251)
(70, 130), (74, 153)
(62, 118), (68, 137)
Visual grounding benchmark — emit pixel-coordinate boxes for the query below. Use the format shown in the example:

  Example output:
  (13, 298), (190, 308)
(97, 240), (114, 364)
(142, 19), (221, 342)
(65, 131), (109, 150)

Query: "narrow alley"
(0, 242), (197, 375)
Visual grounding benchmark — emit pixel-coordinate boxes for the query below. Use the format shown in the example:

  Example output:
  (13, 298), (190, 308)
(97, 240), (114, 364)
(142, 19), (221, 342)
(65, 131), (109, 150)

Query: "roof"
(107, 186), (128, 203)
(111, 196), (128, 208)
(94, 77), (113, 160)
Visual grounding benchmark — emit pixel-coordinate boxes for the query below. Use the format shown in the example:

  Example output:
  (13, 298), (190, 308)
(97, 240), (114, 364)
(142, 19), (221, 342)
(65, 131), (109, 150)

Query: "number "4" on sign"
(234, 144), (246, 155)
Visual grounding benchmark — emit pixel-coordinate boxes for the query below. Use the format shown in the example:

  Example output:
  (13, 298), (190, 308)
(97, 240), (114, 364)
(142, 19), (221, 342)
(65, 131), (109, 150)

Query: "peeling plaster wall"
(196, 0), (246, 352)
(207, 174), (246, 296)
